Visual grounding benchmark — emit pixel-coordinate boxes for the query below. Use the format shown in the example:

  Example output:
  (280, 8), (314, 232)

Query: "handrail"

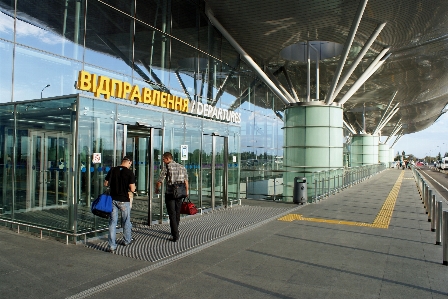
(310, 163), (386, 201)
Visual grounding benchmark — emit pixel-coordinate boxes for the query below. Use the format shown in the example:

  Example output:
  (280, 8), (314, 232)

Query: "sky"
(389, 112), (448, 159)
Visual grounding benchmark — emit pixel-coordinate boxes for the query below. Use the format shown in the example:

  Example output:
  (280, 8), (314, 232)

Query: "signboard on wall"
(92, 153), (101, 164)
(75, 70), (241, 124)
(181, 145), (188, 161)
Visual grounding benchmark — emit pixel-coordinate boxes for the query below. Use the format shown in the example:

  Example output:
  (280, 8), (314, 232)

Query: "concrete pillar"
(283, 102), (343, 201)
(351, 134), (379, 166)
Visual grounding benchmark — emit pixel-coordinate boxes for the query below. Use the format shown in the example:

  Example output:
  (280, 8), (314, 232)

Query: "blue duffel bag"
(91, 191), (113, 219)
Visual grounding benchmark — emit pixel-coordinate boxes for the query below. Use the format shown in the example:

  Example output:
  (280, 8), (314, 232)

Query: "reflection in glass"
(0, 40), (13, 103)
(14, 45), (81, 101)
(0, 4), (14, 41)
(16, 0), (84, 59)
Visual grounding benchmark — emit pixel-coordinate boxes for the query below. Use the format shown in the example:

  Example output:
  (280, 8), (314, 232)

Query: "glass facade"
(0, 95), (240, 234)
(0, 0), (286, 238)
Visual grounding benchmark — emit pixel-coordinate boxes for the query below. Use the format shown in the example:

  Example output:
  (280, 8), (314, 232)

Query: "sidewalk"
(1, 169), (447, 299)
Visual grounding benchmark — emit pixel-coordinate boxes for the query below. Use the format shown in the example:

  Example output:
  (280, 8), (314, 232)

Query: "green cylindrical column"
(378, 143), (389, 166)
(283, 102), (343, 202)
(351, 134), (379, 167)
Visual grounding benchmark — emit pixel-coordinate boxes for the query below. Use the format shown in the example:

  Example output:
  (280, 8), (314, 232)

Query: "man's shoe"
(108, 248), (116, 254)
(123, 237), (135, 246)
(168, 237), (177, 242)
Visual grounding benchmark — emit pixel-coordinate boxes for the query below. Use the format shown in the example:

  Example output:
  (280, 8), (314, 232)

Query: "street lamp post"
(41, 84), (50, 99)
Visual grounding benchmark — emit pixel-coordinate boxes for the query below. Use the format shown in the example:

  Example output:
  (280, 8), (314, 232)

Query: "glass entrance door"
(26, 131), (71, 210)
(201, 134), (228, 210)
(115, 124), (163, 225)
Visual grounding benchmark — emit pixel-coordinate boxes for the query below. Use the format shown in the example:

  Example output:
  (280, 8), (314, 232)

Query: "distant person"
(104, 156), (136, 253)
(155, 152), (189, 242)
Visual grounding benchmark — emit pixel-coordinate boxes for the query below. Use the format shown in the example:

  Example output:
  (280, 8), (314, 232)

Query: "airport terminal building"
(2, 0), (441, 241)
(0, 0), (291, 239)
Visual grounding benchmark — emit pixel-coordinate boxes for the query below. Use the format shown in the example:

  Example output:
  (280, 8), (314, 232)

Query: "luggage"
(180, 197), (198, 215)
(91, 192), (113, 219)
(173, 182), (188, 199)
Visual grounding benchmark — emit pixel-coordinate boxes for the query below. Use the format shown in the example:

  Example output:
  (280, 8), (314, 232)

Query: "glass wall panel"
(84, 1), (133, 77)
(13, 45), (81, 101)
(227, 130), (240, 205)
(184, 117), (202, 209)
(102, 0), (135, 15)
(0, 40), (13, 103)
(0, 103), (14, 218)
(77, 97), (116, 231)
(8, 97), (76, 231)
(133, 23), (171, 91)
(0, 1), (14, 41)
(16, 0), (85, 60)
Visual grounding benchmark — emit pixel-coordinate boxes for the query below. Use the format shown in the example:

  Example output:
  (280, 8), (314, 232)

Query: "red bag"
(180, 197), (198, 215)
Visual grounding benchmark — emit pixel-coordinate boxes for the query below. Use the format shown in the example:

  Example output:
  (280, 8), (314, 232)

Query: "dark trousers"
(165, 193), (182, 239)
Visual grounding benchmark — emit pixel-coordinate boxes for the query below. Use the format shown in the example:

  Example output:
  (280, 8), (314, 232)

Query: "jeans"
(108, 200), (132, 250)
(165, 193), (182, 239)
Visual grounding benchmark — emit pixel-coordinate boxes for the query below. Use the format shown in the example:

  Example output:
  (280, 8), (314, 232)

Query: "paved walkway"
(1, 169), (448, 299)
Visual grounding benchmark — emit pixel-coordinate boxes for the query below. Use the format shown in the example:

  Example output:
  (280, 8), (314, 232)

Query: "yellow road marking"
(278, 171), (405, 229)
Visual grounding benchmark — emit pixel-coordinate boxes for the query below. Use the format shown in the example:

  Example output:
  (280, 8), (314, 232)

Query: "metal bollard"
(436, 201), (443, 244)
(431, 194), (436, 227)
(423, 183), (426, 207)
(428, 190), (433, 222)
(420, 179), (424, 200)
(425, 185), (429, 213)
(443, 211), (448, 265)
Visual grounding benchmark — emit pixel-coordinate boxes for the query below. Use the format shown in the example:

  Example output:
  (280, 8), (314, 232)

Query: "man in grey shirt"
(156, 152), (189, 242)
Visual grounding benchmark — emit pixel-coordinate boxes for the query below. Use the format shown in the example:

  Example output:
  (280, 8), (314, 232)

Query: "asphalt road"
(414, 165), (448, 203)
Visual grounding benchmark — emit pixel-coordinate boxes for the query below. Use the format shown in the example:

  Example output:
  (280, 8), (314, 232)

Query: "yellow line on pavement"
(278, 171), (405, 229)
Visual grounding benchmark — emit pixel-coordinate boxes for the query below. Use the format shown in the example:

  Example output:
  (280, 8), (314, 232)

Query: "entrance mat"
(85, 205), (296, 262)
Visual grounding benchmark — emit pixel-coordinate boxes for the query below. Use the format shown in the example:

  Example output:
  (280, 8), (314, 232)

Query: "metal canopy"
(6, 0), (448, 136)
(206, 0), (448, 135)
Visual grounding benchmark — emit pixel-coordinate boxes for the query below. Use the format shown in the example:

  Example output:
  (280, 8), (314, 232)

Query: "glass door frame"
(27, 130), (72, 211)
(114, 122), (164, 226)
(200, 133), (228, 210)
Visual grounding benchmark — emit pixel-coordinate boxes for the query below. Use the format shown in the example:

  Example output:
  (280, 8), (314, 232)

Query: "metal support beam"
(282, 64), (299, 102)
(264, 66), (296, 103)
(308, 43), (320, 101)
(343, 120), (357, 135)
(374, 91), (398, 133)
(174, 71), (193, 101)
(330, 23), (387, 103)
(373, 107), (400, 135)
(374, 103), (399, 132)
(307, 41), (311, 102)
(391, 132), (403, 147)
(205, 6), (291, 106)
(337, 48), (390, 105)
(325, 0), (369, 104)
(140, 59), (170, 93)
(385, 121), (402, 143)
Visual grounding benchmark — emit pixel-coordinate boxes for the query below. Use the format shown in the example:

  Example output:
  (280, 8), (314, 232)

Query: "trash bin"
(293, 177), (307, 204)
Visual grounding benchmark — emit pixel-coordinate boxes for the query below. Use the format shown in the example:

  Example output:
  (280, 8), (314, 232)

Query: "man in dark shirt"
(156, 152), (189, 242)
(104, 156), (136, 253)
